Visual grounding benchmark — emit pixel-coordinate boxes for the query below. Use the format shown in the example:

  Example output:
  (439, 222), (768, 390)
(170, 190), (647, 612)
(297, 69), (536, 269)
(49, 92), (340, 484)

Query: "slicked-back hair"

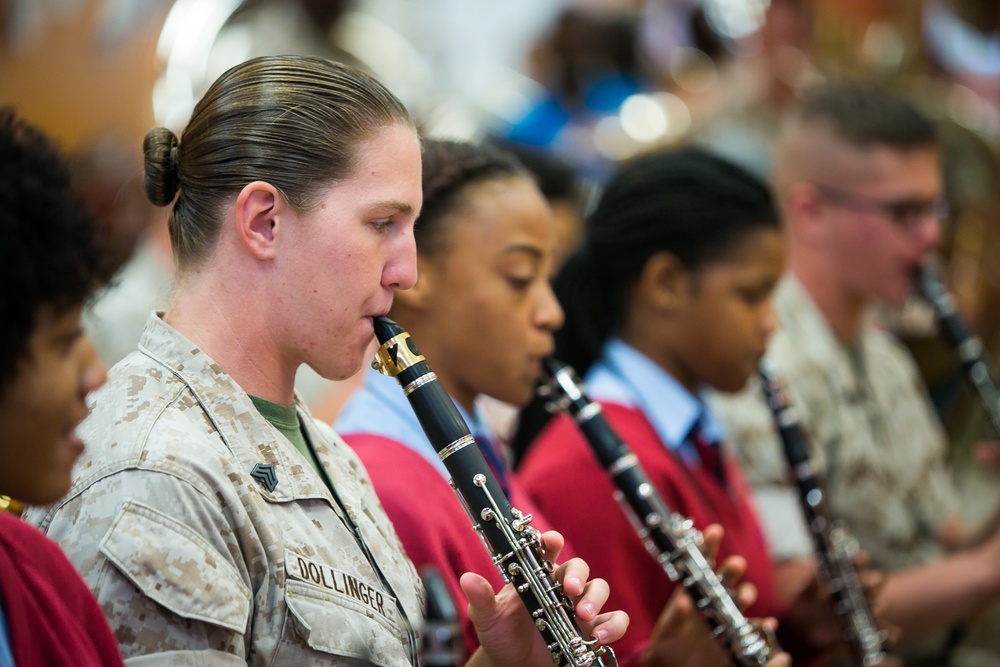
(142, 55), (414, 270)
(0, 108), (112, 392)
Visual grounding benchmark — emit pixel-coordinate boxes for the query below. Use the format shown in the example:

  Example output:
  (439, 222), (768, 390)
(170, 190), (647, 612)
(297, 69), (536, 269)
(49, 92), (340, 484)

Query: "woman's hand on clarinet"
(641, 524), (790, 667)
(461, 529), (628, 667)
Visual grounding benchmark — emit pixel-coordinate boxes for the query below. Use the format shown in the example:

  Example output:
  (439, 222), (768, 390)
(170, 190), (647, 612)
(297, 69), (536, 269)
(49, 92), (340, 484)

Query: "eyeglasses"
(811, 182), (949, 233)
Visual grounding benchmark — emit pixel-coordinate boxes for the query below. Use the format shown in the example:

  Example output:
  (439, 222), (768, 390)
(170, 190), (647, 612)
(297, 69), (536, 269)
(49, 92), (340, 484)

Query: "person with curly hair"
(0, 108), (122, 666)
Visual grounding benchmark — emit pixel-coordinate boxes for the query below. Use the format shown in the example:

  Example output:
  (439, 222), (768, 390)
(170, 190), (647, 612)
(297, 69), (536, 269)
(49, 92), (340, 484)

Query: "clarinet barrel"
(371, 316), (616, 667)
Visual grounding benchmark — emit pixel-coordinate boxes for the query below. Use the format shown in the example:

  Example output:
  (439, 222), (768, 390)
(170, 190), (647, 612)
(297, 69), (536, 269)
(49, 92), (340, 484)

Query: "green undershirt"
(248, 394), (320, 473)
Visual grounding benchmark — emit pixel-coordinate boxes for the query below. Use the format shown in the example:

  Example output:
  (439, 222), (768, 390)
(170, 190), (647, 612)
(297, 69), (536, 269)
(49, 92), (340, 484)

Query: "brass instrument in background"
(0, 495), (24, 515)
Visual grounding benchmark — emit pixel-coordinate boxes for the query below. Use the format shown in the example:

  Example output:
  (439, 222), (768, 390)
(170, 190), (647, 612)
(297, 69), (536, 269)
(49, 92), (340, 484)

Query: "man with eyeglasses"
(713, 81), (1000, 666)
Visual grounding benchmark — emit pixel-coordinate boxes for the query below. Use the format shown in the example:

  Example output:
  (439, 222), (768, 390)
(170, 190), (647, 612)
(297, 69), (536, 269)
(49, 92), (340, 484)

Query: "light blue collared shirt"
(584, 338), (727, 467)
(335, 366), (495, 481)
(0, 593), (16, 667)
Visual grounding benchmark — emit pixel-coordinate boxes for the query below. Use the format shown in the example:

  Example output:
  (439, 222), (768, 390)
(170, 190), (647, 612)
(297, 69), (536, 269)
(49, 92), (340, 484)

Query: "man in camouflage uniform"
(712, 82), (1000, 664)
(26, 313), (425, 665)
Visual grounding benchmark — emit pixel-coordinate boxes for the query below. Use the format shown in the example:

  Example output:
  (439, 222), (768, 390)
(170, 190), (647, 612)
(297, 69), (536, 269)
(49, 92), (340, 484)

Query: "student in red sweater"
(515, 147), (844, 664)
(336, 139), (788, 667)
(0, 109), (122, 666)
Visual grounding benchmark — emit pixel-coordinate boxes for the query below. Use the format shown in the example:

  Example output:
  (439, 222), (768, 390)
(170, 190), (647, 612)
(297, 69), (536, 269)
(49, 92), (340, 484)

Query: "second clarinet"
(371, 316), (616, 667)
(915, 265), (1000, 437)
(758, 363), (889, 666)
(540, 358), (776, 667)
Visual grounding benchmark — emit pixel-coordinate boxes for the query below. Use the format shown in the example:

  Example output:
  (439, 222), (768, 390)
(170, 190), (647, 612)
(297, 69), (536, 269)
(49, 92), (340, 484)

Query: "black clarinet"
(539, 358), (775, 667)
(915, 265), (1000, 437)
(758, 363), (889, 666)
(371, 317), (617, 667)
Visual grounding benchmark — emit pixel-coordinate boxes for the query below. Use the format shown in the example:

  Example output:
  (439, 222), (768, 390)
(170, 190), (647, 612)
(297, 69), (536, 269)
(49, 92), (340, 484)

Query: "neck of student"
(618, 317), (699, 396)
(790, 254), (867, 345)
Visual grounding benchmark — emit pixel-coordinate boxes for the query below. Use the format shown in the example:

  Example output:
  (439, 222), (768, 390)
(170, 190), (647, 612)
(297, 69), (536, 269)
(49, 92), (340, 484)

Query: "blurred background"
(5, 0), (1000, 458)
(4, 0), (1000, 532)
(4, 0), (1000, 657)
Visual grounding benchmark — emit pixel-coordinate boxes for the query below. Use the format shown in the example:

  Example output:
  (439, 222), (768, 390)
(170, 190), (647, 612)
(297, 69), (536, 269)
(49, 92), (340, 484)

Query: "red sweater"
(344, 434), (570, 661)
(518, 402), (782, 661)
(0, 510), (124, 666)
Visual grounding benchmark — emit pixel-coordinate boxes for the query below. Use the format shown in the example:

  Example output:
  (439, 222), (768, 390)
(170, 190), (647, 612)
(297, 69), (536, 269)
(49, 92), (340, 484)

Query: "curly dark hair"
(0, 108), (112, 390)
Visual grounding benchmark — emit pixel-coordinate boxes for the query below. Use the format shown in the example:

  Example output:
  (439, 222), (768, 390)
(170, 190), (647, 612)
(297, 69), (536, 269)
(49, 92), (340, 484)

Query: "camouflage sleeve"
(914, 454), (960, 542)
(34, 468), (254, 663)
(902, 365), (960, 541)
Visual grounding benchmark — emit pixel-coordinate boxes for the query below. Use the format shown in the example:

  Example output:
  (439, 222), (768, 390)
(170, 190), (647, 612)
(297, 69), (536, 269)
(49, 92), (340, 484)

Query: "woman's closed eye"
(370, 219), (394, 234)
(506, 273), (537, 291)
(737, 286), (771, 305)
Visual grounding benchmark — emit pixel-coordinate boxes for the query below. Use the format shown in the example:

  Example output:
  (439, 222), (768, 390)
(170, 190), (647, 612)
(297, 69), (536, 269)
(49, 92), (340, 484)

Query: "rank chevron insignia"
(250, 462), (278, 492)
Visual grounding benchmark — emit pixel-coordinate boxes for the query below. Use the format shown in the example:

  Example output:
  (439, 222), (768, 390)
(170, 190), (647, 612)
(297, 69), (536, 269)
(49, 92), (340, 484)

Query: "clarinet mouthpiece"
(373, 315), (404, 345)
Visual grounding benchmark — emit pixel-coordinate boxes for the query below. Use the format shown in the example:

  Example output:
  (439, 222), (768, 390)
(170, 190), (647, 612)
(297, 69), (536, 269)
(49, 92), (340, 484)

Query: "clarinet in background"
(757, 363), (889, 667)
(540, 358), (776, 667)
(915, 265), (1000, 437)
(419, 566), (465, 667)
(371, 317), (617, 667)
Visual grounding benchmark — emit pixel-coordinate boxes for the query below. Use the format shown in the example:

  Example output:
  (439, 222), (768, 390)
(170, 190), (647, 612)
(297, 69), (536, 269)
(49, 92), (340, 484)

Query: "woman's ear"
(235, 181), (285, 260)
(784, 181), (825, 244)
(637, 251), (690, 314)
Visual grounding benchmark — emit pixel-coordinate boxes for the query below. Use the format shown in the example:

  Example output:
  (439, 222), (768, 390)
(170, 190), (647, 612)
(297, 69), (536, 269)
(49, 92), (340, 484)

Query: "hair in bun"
(142, 127), (180, 207)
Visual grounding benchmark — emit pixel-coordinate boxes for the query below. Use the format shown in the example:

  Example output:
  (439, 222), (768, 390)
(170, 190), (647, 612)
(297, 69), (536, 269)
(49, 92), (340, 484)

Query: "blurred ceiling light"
(620, 94), (667, 143)
(703, 0), (769, 42)
(154, 0), (243, 130)
(860, 21), (905, 73)
(331, 10), (434, 116)
(656, 92), (691, 139)
(947, 83), (1000, 140)
(422, 99), (481, 141)
(924, 0), (1000, 77)
(619, 93), (692, 144)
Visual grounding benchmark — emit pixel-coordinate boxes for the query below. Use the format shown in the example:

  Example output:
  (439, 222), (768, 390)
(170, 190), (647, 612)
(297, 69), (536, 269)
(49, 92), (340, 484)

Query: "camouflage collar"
(137, 312), (341, 510)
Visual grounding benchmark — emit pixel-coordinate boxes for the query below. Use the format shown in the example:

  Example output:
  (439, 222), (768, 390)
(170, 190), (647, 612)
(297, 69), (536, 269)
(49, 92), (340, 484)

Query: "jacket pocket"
(285, 579), (413, 667)
(100, 500), (251, 634)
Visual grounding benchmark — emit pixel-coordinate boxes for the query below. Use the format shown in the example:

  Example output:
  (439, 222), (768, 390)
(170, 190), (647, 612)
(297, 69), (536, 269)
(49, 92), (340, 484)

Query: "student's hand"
(853, 551), (902, 647)
(641, 525), (789, 667)
(463, 529), (628, 667)
(776, 560), (848, 663)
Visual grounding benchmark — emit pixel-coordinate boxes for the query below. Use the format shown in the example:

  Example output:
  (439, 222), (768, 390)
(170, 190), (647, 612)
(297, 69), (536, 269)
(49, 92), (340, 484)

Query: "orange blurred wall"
(0, 0), (168, 150)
